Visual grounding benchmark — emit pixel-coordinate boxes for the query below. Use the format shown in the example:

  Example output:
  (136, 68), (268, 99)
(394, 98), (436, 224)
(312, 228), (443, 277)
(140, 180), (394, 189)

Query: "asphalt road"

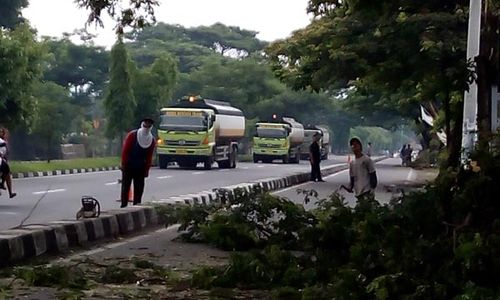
(274, 157), (437, 208)
(54, 158), (438, 268)
(0, 156), (348, 230)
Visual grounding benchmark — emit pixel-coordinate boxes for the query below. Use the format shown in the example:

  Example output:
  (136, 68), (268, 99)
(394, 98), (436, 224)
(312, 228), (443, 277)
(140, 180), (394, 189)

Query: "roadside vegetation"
(161, 148), (500, 299)
(10, 157), (120, 173)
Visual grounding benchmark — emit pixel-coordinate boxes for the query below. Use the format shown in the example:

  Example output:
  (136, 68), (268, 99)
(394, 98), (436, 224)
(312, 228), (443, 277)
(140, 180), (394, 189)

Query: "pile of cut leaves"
(164, 150), (500, 299)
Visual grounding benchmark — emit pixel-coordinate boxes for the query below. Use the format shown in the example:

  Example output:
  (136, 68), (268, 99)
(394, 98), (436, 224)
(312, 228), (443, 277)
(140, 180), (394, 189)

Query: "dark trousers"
(121, 169), (145, 207)
(310, 161), (322, 181)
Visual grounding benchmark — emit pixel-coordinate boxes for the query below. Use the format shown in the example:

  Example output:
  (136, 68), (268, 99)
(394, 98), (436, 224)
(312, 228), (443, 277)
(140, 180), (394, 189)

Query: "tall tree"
(266, 0), (470, 167)
(130, 53), (178, 125)
(0, 0), (28, 29)
(104, 37), (136, 142)
(0, 24), (45, 127)
(31, 82), (75, 162)
(43, 38), (109, 108)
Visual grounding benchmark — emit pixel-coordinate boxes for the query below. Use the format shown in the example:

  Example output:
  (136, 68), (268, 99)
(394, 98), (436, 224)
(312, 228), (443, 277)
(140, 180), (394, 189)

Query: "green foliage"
(31, 81), (76, 161)
(0, 24), (45, 127)
(100, 265), (138, 284)
(104, 37), (136, 139)
(266, 0), (471, 162)
(0, 0), (28, 29)
(42, 38), (109, 107)
(271, 286), (301, 300)
(182, 150), (500, 298)
(130, 53), (178, 125)
(75, 0), (158, 33)
(14, 265), (89, 290)
(350, 126), (394, 151)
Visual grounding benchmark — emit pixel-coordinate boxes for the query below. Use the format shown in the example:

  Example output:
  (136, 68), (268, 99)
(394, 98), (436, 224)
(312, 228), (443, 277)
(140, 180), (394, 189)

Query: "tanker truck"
(253, 116), (304, 164)
(156, 96), (245, 170)
(299, 125), (331, 160)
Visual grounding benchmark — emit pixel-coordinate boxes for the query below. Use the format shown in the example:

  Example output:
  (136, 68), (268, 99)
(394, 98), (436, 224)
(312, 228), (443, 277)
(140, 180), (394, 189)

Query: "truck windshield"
(159, 115), (207, 131)
(256, 128), (287, 138)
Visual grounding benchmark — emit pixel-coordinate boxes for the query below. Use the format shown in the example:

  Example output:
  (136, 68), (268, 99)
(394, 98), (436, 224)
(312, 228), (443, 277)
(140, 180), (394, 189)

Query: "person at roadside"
(344, 137), (377, 200)
(120, 118), (156, 208)
(366, 142), (373, 157)
(405, 144), (413, 165)
(0, 127), (16, 198)
(400, 144), (407, 166)
(309, 131), (325, 182)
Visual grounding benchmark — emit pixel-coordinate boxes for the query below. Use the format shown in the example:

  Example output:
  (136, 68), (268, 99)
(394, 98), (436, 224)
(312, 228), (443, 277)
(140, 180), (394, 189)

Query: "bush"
(183, 150), (500, 298)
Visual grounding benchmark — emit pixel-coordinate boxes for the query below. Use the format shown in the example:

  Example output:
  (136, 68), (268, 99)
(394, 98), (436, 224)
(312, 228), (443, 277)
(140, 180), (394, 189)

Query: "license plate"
(176, 149), (187, 154)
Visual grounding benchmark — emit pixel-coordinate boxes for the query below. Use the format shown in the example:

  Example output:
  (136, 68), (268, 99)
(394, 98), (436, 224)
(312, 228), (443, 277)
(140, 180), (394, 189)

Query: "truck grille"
(258, 143), (281, 148)
(166, 140), (200, 146)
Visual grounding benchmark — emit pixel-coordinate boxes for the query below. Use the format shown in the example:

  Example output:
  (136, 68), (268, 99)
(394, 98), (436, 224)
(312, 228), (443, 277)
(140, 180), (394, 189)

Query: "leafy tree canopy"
(0, 24), (45, 127)
(266, 0), (469, 118)
(76, 0), (158, 33)
(0, 0), (28, 29)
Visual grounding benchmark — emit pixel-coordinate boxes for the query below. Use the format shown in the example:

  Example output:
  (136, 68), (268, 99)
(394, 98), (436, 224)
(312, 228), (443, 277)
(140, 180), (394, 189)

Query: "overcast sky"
(23, 0), (312, 47)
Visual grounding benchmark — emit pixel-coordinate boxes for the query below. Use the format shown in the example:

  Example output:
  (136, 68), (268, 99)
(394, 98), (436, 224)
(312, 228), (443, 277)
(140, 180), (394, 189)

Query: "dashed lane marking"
(157, 175), (173, 179)
(32, 189), (66, 195)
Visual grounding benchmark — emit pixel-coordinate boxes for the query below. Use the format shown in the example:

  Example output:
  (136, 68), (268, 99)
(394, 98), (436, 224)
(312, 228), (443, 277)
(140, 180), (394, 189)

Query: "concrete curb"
(12, 166), (121, 179)
(1, 158), (386, 267)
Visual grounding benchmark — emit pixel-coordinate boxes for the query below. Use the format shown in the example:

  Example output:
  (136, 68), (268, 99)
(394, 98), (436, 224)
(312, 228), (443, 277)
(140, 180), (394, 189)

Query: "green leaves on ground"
(180, 152), (500, 298)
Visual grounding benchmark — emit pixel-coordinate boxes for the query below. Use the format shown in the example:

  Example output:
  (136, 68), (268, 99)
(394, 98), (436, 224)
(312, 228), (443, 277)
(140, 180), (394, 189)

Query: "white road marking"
(192, 171), (205, 175)
(240, 167), (249, 169)
(105, 182), (118, 186)
(406, 169), (417, 181)
(32, 189), (66, 195)
(218, 169), (229, 172)
(0, 212), (19, 215)
(157, 175), (173, 179)
(257, 165), (265, 168)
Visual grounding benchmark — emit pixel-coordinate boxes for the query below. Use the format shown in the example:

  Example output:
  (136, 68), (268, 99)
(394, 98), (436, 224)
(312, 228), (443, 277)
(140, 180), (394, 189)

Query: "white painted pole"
(462, 0), (482, 162)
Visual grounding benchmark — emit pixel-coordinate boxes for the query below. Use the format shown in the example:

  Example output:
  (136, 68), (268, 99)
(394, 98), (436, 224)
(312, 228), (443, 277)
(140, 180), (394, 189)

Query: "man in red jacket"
(120, 118), (156, 208)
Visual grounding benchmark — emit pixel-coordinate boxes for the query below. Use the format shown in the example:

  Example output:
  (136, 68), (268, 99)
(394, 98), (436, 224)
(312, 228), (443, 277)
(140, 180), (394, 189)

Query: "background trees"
(266, 0), (471, 166)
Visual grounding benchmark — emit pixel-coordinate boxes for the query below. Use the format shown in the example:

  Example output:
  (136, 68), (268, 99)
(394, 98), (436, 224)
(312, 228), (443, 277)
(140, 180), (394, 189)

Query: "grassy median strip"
(10, 155), (253, 174)
(10, 157), (121, 173)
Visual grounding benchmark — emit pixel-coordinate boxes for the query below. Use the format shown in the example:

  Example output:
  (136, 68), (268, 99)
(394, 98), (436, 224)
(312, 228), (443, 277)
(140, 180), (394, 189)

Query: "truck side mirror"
(211, 115), (216, 122)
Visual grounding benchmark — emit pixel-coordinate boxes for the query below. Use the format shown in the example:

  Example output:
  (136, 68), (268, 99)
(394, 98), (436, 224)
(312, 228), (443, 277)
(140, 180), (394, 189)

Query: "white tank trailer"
(299, 124), (331, 160)
(282, 117), (305, 147)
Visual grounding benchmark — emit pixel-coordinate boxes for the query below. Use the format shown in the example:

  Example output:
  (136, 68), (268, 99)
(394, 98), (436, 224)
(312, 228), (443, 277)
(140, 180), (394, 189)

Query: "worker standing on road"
(120, 118), (156, 208)
(309, 132), (325, 182)
(366, 142), (373, 157)
(345, 137), (377, 200)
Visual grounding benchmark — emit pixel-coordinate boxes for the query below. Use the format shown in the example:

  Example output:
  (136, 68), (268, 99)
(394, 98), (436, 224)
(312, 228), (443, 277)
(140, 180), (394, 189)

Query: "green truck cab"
(156, 96), (245, 170)
(252, 117), (304, 164)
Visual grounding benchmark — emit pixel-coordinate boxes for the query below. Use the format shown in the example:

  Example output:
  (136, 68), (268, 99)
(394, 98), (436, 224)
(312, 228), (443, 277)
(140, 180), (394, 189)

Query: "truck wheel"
(282, 155), (289, 164)
(253, 155), (259, 163)
(158, 155), (168, 169)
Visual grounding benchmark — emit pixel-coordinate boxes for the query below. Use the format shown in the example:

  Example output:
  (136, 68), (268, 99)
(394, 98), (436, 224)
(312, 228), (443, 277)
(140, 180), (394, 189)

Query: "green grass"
(9, 154), (252, 173)
(10, 157), (120, 173)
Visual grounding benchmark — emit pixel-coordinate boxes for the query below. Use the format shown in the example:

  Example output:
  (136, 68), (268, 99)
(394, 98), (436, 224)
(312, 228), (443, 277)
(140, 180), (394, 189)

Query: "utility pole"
(461, 0), (482, 162)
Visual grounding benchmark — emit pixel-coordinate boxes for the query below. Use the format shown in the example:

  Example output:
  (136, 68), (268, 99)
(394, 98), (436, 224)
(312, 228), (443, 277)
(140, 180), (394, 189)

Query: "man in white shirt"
(345, 137), (377, 199)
